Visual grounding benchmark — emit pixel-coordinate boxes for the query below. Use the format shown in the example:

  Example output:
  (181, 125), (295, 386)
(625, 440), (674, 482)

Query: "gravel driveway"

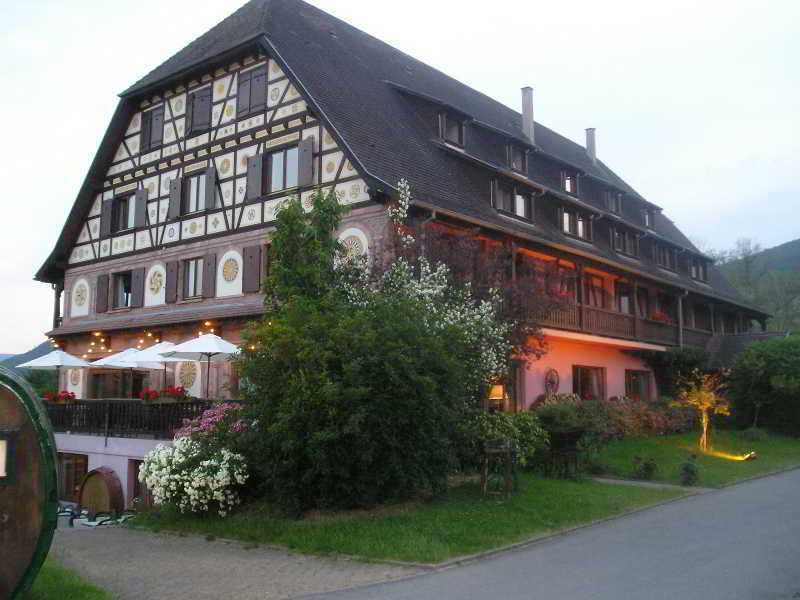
(50, 527), (422, 600)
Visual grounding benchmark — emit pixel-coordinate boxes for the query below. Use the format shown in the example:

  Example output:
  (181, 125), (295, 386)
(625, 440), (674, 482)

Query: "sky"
(0, 0), (797, 353)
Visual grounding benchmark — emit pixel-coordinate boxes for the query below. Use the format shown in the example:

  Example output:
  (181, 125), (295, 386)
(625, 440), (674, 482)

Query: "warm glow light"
(204, 321), (211, 326)
(147, 332), (152, 337)
(155, 339), (160, 343)
(82, 354), (88, 358)
(139, 339), (144, 344)
(90, 342), (95, 346)
(249, 345), (256, 350)
(210, 328), (215, 333)
(94, 332), (101, 337)
(107, 349), (112, 353)
(100, 346), (105, 350)
(100, 338), (105, 343)
(705, 449), (758, 462)
(488, 384), (505, 400)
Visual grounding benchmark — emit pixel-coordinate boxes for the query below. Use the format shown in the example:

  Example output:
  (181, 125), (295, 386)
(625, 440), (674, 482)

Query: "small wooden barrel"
(78, 467), (124, 515)
(0, 367), (58, 599)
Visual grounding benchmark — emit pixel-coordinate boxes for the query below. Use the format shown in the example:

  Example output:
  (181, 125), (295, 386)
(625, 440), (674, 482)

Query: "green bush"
(728, 336), (800, 433)
(679, 455), (700, 486)
(460, 410), (549, 468)
(631, 456), (658, 480)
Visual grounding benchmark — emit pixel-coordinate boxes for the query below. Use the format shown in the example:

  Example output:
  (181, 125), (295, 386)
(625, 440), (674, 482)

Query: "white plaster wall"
(216, 249), (243, 298)
(70, 278), (90, 318)
(66, 368), (85, 398)
(144, 263), (166, 307)
(176, 361), (203, 397)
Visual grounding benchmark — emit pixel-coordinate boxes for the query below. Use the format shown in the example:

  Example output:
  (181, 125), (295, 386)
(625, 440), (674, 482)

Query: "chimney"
(521, 87), (534, 145)
(585, 128), (597, 163)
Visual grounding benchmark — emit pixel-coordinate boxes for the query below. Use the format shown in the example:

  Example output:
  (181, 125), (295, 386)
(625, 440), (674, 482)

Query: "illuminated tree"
(675, 369), (730, 451)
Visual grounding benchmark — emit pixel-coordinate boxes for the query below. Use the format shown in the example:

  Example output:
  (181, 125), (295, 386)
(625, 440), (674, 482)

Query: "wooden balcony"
(46, 400), (211, 440)
(541, 304), (710, 349)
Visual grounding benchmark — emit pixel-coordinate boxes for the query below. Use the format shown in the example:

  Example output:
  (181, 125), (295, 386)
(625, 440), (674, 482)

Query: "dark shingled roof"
(37, 0), (766, 317)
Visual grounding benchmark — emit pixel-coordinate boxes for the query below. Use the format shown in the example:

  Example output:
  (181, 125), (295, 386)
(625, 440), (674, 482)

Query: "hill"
(1, 341), (53, 376)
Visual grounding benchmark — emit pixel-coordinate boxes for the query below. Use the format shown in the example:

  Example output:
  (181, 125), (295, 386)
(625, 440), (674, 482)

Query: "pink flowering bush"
(174, 402), (248, 439)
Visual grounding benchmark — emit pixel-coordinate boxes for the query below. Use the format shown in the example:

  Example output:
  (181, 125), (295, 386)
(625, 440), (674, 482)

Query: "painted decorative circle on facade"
(350, 183), (360, 199)
(324, 133), (334, 146)
(216, 83), (226, 96)
(147, 182), (156, 195)
(149, 271), (164, 294)
(70, 370), (80, 385)
(222, 258), (240, 282)
(168, 227), (175, 238)
(341, 235), (365, 258)
(247, 208), (256, 221)
(270, 87), (280, 101)
(74, 284), (88, 307)
(325, 161), (336, 174)
(179, 362), (197, 388)
(189, 222), (198, 234)
(220, 158), (231, 174)
(224, 105), (234, 118)
(174, 98), (184, 112)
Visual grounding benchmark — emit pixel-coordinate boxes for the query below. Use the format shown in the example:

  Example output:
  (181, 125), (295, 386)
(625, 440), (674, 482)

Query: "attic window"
(655, 244), (677, 271)
(140, 106), (164, 152)
(643, 208), (654, 229)
(690, 257), (708, 282)
(562, 172), (577, 195)
(493, 180), (533, 222)
(561, 207), (592, 241)
(440, 113), (464, 146)
(509, 145), (526, 172)
(606, 191), (622, 214)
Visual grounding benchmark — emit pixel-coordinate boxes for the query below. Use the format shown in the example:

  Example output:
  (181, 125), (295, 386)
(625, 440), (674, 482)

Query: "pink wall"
(521, 335), (656, 410)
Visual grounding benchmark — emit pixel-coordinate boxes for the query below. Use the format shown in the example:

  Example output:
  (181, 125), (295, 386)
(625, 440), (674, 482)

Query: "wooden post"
(577, 263), (585, 331)
(51, 283), (63, 330)
(632, 280), (640, 339)
(677, 293), (685, 347)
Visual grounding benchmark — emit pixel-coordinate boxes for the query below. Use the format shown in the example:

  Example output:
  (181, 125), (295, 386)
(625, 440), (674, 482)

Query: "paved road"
(300, 469), (800, 600)
(50, 527), (421, 600)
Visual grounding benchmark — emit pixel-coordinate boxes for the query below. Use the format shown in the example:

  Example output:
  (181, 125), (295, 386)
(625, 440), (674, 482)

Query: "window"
(514, 192), (532, 220)
(267, 146), (299, 193)
(643, 208), (654, 228)
(509, 145), (526, 172)
(625, 370), (651, 401)
(655, 244), (677, 270)
(612, 228), (639, 257)
(562, 172), (577, 194)
(58, 453), (88, 502)
(184, 258), (204, 298)
(440, 113), (463, 146)
(187, 86), (212, 135)
(113, 272), (132, 308)
(616, 281), (633, 314)
(494, 181), (533, 221)
(606, 191), (622, 214)
(573, 365), (605, 400)
(183, 173), (206, 214)
(690, 258), (708, 282)
(112, 195), (135, 233)
(140, 106), (164, 152)
(636, 287), (650, 317)
(237, 66), (267, 118)
(494, 181), (513, 212)
(583, 274), (605, 308)
(561, 207), (592, 241)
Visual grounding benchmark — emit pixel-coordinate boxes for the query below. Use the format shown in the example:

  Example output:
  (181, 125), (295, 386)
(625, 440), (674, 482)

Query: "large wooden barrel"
(78, 467), (124, 515)
(0, 367), (58, 599)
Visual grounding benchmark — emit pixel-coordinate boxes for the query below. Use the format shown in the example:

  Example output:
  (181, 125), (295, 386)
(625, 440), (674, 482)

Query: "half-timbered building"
(35, 0), (767, 505)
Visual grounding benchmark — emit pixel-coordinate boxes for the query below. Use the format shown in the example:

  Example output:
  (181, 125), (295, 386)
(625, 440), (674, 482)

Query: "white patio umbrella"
(18, 350), (91, 395)
(160, 334), (240, 399)
(90, 348), (148, 399)
(132, 341), (183, 389)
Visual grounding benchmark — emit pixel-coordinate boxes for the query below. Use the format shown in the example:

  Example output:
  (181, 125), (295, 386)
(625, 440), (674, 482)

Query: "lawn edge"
(126, 488), (694, 570)
(718, 462), (800, 488)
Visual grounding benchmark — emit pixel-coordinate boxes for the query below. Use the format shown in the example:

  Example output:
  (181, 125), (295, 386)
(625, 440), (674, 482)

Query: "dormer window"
(606, 191), (622, 214)
(112, 195), (135, 233)
(562, 172), (577, 195)
(561, 207), (592, 241)
(612, 227), (639, 257)
(655, 244), (677, 271)
(440, 113), (464, 146)
(690, 257), (708, 282)
(509, 145), (526, 172)
(140, 106), (164, 152)
(493, 180), (533, 221)
(643, 208), (654, 229)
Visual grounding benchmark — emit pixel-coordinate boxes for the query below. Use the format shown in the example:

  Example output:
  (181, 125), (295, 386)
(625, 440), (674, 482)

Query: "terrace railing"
(46, 400), (211, 440)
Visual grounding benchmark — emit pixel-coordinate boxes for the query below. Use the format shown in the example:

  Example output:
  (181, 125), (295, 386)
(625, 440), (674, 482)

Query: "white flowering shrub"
(139, 437), (248, 517)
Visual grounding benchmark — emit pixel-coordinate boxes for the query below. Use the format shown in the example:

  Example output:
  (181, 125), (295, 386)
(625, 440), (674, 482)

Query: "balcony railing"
(46, 400), (211, 440)
(540, 303), (710, 349)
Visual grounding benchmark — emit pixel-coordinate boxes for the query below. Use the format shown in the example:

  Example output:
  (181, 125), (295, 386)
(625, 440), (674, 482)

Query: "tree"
(25, 370), (57, 397)
(674, 369), (729, 451)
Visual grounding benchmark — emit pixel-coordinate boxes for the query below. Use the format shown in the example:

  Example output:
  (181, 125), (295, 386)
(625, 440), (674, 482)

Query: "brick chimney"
(522, 87), (534, 145)
(585, 127), (596, 163)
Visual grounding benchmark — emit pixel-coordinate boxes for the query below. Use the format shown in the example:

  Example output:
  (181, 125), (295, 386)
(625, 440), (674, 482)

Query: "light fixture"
(88, 349), (93, 353)
(204, 321), (211, 326)
(139, 339), (144, 344)
(82, 354), (88, 358)
(100, 338), (105, 343)
(90, 342), (95, 346)
(155, 338), (160, 343)
(94, 332), (101, 337)
(147, 332), (152, 337)
(210, 328), (215, 333)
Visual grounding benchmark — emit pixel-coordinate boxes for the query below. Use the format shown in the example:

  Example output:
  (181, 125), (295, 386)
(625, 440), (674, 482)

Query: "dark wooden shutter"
(151, 106), (164, 146)
(165, 261), (178, 303)
(185, 93), (194, 135)
(203, 167), (217, 210)
(168, 178), (182, 219)
(237, 70), (252, 117)
(133, 189), (148, 227)
(246, 154), (264, 200)
(202, 254), (217, 298)
(140, 111), (152, 151)
(250, 67), (267, 113)
(130, 267), (145, 308)
(190, 87), (211, 134)
(298, 137), (314, 187)
(242, 245), (262, 293)
(99, 199), (113, 238)
(96, 274), (109, 313)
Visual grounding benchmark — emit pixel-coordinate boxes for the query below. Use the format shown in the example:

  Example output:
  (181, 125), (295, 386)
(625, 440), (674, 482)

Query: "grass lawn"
(130, 475), (684, 564)
(26, 557), (115, 600)
(594, 429), (800, 488)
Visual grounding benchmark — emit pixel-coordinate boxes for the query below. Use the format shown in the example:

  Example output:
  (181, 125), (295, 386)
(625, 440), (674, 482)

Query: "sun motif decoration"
(222, 258), (239, 282)
(70, 370), (80, 385)
(340, 235), (365, 258)
(179, 362), (197, 389)
(220, 158), (231, 175)
(149, 271), (164, 294)
(74, 284), (88, 307)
